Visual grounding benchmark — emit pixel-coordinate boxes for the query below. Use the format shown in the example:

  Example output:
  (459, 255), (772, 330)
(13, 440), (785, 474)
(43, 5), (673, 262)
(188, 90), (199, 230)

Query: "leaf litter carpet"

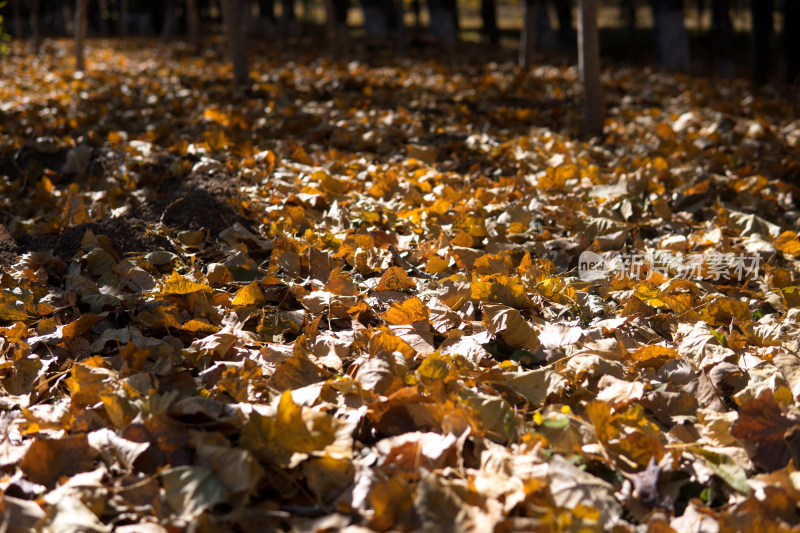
(1, 39), (800, 532)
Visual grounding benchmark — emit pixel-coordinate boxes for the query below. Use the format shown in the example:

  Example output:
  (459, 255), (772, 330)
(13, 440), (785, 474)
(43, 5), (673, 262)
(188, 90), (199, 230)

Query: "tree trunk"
(334, 0), (349, 35)
(75, 0), (90, 71)
(30, 0), (42, 54)
(536, 1), (555, 49)
(448, 0), (459, 41)
(280, 0), (297, 41)
(428, 0), (457, 43)
(786, 0), (800, 85)
(623, 0), (636, 60)
(578, 0), (603, 137)
(554, 0), (573, 53)
(651, 0), (690, 71)
(481, 0), (499, 45)
(749, 0), (772, 85)
(412, 0), (421, 30)
(186, 0), (201, 51)
(162, 0), (178, 42)
(96, 0), (110, 35)
(120, 0), (130, 38)
(12, 0), (24, 41)
(361, 0), (387, 39)
(394, 0), (406, 52)
(221, 0), (250, 86)
(324, 0), (339, 40)
(712, 0), (733, 78)
(519, 0), (537, 68)
(259, 0), (277, 24)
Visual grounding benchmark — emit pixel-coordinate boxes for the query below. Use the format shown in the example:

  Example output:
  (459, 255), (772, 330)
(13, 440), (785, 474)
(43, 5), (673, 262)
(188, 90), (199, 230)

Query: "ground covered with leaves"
(1, 37), (800, 532)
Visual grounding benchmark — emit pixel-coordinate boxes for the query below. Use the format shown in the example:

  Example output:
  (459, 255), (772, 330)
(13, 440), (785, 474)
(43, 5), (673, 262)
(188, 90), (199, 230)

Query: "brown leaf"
(732, 389), (800, 472)
(19, 434), (97, 488)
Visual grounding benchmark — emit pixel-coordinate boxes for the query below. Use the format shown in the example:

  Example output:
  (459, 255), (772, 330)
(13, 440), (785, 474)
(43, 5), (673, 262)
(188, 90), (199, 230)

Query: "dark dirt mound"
(127, 169), (254, 237)
(131, 187), (251, 237)
(16, 217), (174, 260)
(12, 171), (256, 262)
(0, 224), (20, 267)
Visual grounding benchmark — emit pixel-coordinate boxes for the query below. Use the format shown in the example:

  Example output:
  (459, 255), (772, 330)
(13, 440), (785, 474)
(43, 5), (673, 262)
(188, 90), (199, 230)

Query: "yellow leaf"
(424, 255), (450, 275)
(375, 266), (415, 291)
(455, 214), (489, 238)
(775, 231), (800, 257)
(180, 319), (221, 333)
(232, 281), (266, 307)
(417, 353), (452, 380)
(161, 271), (213, 295)
(471, 274), (534, 308)
(630, 345), (678, 366)
(615, 431), (664, 467)
(370, 476), (413, 522)
(313, 169), (347, 195)
(275, 390), (336, 454)
(380, 296), (430, 325)
(701, 297), (751, 326)
(634, 285), (667, 308)
(61, 313), (102, 341)
(368, 331), (416, 359)
(66, 362), (114, 406)
(656, 121), (677, 140)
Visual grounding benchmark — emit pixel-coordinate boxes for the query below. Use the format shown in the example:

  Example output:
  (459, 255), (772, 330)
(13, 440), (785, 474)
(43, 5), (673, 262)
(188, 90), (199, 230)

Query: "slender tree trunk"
(75, 0), (90, 71)
(428, 0), (457, 43)
(482, 0), (499, 45)
(324, 0), (338, 40)
(750, 0), (773, 85)
(361, 0), (387, 38)
(578, 0), (603, 137)
(221, 0), (250, 86)
(120, 0), (130, 37)
(519, 0), (537, 68)
(623, 0), (636, 54)
(186, 0), (201, 51)
(12, 0), (24, 41)
(786, 0), (800, 85)
(162, 0), (177, 41)
(30, 0), (42, 54)
(280, 0), (297, 41)
(96, 0), (109, 35)
(395, 0), (406, 52)
(334, 0), (348, 36)
(412, 0), (421, 30)
(536, 1), (555, 49)
(712, 0), (733, 78)
(554, 0), (573, 52)
(448, 0), (459, 40)
(651, 0), (690, 71)
(259, 0), (277, 23)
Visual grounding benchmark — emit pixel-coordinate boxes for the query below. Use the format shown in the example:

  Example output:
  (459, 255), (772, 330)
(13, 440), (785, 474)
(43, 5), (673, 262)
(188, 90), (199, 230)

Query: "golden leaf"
(417, 353), (452, 380)
(774, 231), (800, 257)
(380, 296), (430, 325)
(375, 266), (415, 291)
(161, 272), (213, 295)
(231, 281), (266, 307)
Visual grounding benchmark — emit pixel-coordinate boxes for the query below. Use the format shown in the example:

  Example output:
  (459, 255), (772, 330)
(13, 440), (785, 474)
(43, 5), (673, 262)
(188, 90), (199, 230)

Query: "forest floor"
(1, 37), (800, 532)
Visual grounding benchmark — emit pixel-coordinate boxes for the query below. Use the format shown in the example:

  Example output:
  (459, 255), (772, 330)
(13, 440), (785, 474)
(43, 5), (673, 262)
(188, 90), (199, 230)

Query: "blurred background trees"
(1, 1), (797, 88)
